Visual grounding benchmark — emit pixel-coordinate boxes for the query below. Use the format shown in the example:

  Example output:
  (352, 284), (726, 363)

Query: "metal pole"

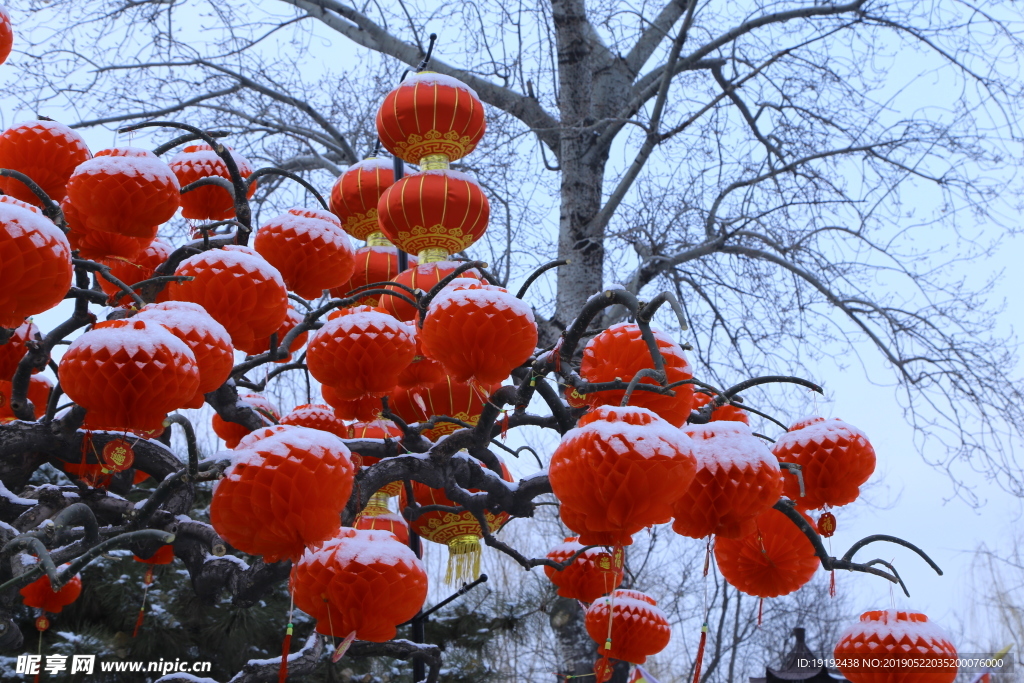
(409, 529), (425, 682)
(393, 155), (409, 272)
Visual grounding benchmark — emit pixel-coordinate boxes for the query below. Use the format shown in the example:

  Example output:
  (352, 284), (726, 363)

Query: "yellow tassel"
(445, 535), (482, 585)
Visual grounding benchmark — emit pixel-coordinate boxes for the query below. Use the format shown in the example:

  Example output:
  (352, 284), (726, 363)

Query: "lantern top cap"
(397, 71), (480, 99)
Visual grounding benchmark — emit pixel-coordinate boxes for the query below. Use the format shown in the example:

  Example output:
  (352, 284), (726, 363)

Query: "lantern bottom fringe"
(445, 535), (482, 585)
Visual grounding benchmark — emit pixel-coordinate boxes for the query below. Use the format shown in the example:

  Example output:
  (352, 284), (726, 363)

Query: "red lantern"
(58, 319), (199, 434)
(328, 158), (395, 241)
(164, 245), (289, 352)
(97, 239), (173, 301)
(347, 419), (403, 496)
(134, 545), (175, 565)
(321, 386), (384, 422)
(211, 392), (280, 449)
(168, 144), (256, 220)
(692, 391), (750, 424)
(210, 425), (355, 562)
(0, 120), (91, 205)
(544, 537), (624, 603)
(671, 422), (783, 540)
(772, 416), (876, 510)
(584, 589), (671, 664)
(0, 196), (73, 328)
(20, 570), (82, 614)
(355, 494), (410, 545)
(136, 301), (234, 409)
(377, 170), (489, 261)
(376, 72), (486, 165)
(306, 308), (415, 400)
(65, 196), (152, 261)
(280, 403), (349, 439)
(580, 323), (695, 427)
(549, 405), (696, 546)
(65, 147), (179, 237)
(0, 319), (39, 381)
(834, 610), (958, 683)
(291, 528), (427, 642)
(0, 7), (11, 67)
(396, 318), (446, 390)
(421, 280), (538, 385)
(330, 244), (415, 306)
(244, 306), (308, 361)
(389, 377), (496, 441)
(714, 506), (820, 598)
(0, 375), (51, 419)
(254, 207), (355, 300)
(409, 456), (512, 584)
(379, 260), (480, 322)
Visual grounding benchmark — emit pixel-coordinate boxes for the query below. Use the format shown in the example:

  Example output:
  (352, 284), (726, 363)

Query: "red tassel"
(552, 338), (563, 373)
(829, 570), (836, 597)
(132, 608), (145, 638)
(278, 623), (293, 683)
(500, 412), (510, 441)
(757, 598), (763, 626)
(691, 623), (708, 683)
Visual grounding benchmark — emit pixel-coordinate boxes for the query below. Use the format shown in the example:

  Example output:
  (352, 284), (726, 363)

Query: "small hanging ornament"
(817, 511), (837, 537)
(100, 438), (134, 474)
(131, 545), (174, 637)
(544, 537), (624, 603)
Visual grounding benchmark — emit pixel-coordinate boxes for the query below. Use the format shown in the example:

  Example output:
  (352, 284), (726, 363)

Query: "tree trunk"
(549, 597), (597, 677)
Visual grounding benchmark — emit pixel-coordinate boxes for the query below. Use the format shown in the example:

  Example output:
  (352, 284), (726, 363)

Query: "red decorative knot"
(772, 416), (876, 510)
(328, 158), (395, 241)
(306, 308), (416, 402)
(713, 507), (820, 598)
(544, 537), (624, 603)
(291, 528), (427, 642)
(65, 147), (179, 237)
(210, 425), (356, 562)
(420, 280), (538, 386)
(254, 207), (355, 300)
(834, 610), (958, 683)
(0, 196), (73, 328)
(377, 169), (490, 260)
(376, 72), (486, 165)
(584, 589), (671, 664)
(136, 301), (234, 409)
(549, 405), (697, 547)
(168, 143), (256, 220)
(59, 318), (199, 434)
(0, 120), (91, 205)
(580, 323), (695, 427)
(211, 392), (280, 449)
(164, 244), (289, 353)
(671, 421), (783, 540)
(330, 245), (416, 308)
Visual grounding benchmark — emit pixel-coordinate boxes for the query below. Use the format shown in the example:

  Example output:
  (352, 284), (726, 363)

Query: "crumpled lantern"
(544, 538), (624, 603)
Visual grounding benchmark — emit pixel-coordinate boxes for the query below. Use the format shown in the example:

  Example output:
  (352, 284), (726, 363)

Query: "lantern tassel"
(445, 535), (482, 585)
(757, 598), (763, 626)
(133, 566), (154, 637)
(829, 570), (836, 598)
(278, 622), (293, 683)
(691, 622), (709, 683)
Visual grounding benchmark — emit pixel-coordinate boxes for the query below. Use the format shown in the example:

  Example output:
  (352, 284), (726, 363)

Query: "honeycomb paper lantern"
(97, 239), (173, 302)
(329, 245), (413, 308)
(377, 170), (489, 260)
(253, 207), (355, 299)
(692, 391), (750, 424)
(580, 323), (694, 427)
(20, 570), (82, 614)
(544, 538), (624, 603)
(584, 590), (671, 664)
(0, 196), (72, 328)
(243, 306), (308, 361)
(164, 245), (288, 351)
(549, 405), (696, 546)
(833, 610), (958, 683)
(376, 72), (486, 165)
(211, 392), (280, 449)
(388, 377), (497, 441)
(280, 403), (349, 439)
(0, 120), (91, 205)
(714, 506), (820, 598)
(65, 196), (153, 261)
(379, 260), (480, 322)
(0, 375), (51, 420)
(409, 457), (512, 584)
(421, 280), (538, 385)
(65, 147), (179, 237)
(396, 335), (445, 391)
(291, 528), (427, 641)
(169, 144), (256, 220)
(210, 425), (355, 562)
(135, 301), (234, 409)
(328, 158), (395, 241)
(321, 386), (384, 422)
(0, 319), (39, 381)
(772, 416), (876, 510)
(671, 422), (783, 540)
(0, 6), (11, 67)
(306, 308), (415, 400)
(58, 319), (199, 433)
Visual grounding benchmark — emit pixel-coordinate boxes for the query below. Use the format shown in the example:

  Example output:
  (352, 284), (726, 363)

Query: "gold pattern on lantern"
(391, 131), (477, 166)
(419, 154), (450, 170)
(417, 247), (450, 264)
(365, 231), (393, 247)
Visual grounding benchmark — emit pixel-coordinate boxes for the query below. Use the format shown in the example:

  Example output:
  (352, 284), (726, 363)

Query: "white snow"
(429, 282), (535, 321)
(223, 425), (352, 481)
(169, 144), (254, 174)
(398, 71), (480, 99)
(415, 168), (481, 185)
(259, 210), (350, 247)
(66, 319), (197, 364)
(684, 422), (780, 471)
(562, 407), (694, 460)
(0, 201), (71, 252)
(774, 416), (870, 450)
(7, 120), (89, 151)
(71, 147), (180, 187)
(300, 528), (423, 569)
(345, 157), (394, 174)
(838, 610), (955, 652)
(312, 310), (415, 345)
(137, 301), (232, 346)
(178, 245), (286, 287)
